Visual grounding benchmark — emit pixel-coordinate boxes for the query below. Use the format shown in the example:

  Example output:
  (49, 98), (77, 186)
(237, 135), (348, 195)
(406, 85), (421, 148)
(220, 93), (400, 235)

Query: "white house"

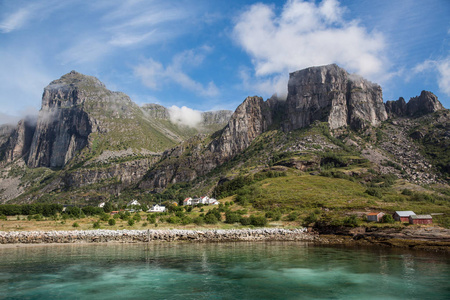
(200, 196), (210, 204)
(208, 198), (219, 205)
(148, 204), (166, 213)
(183, 197), (193, 206)
(127, 200), (141, 207)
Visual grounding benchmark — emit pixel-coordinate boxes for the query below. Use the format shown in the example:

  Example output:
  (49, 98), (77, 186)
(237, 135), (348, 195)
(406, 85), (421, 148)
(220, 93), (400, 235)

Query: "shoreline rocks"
(0, 228), (314, 244)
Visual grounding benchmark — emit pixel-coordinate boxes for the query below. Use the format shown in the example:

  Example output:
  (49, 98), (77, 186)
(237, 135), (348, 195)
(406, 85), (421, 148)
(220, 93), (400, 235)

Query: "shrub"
(167, 216), (181, 224)
(240, 217), (251, 226)
(225, 211), (241, 224)
(401, 189), (413, 196)
(93, 221), (101, 229)
(287, 212), (298, 221)
(181, 216), (193, 225)
(303, 213), (318, 225)
(194, 216), (205, 225)
(142, 222), (148, 227)
(0, 214), (7, 220)
(108, 219), (116, 226)
(204, 214), (218, 224)
(147, 214), (156, 224)
(365, 188), (382, 198)
(343, 215), (359, 227)
(127, 219), (135, 226)
(133, 213), (141, 222)
(381, 214), (395, 224)
(100, 213), (110, 222)
(250, 215), (267, 227)
(265, 210), (281, 221)
(72, 222), (79, 228)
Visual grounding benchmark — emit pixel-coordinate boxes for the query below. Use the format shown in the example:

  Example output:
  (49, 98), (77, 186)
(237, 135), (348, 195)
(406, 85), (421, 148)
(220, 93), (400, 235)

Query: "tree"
(108, 219), (116, 226)
(103, 202), (113, 213)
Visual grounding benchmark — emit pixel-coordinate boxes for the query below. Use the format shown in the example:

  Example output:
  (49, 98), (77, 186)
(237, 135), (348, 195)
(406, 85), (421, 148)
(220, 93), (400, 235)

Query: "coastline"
(1, 227), (449, 252)
(0, 228), (314, 245)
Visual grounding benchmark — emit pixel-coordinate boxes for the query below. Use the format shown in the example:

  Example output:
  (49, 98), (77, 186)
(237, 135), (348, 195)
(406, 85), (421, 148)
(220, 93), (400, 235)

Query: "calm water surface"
(0, 242), (448, 299)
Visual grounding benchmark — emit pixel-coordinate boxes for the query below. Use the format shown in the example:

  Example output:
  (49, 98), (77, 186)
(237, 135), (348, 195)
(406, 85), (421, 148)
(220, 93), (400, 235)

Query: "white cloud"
(436, 58), (450, 96)
(134, 47), (219, 97)
(168, 105), (202, 128)
(413, 57), (450, 96)
(233, 0), (387, 95)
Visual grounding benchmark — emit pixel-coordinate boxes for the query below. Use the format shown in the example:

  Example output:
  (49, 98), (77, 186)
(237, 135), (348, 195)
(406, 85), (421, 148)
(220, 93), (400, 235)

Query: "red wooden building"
(409, 215), (433, 225)
(393, 211), (415, 222)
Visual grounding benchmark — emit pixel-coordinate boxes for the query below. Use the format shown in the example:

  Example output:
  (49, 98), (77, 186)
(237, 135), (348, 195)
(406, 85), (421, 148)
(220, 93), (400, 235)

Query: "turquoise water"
(0, 242), (448, 299)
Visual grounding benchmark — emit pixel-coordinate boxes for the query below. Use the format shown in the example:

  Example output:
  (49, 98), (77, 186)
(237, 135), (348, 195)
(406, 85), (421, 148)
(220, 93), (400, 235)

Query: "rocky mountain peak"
(47, 70), (105, 90)
(284, 64), (387, 131)
(385, 90), (445, 118)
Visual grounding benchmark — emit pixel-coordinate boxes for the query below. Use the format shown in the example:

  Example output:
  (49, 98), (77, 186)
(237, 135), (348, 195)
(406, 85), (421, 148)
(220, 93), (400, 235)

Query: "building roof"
(410, 214), (432, 219)
(367, 212), (383, 216)
(394, 211), (416, 217)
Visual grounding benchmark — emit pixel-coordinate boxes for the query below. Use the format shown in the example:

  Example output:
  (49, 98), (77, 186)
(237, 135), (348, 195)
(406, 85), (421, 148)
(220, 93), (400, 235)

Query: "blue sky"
(0, 0), (449, 124)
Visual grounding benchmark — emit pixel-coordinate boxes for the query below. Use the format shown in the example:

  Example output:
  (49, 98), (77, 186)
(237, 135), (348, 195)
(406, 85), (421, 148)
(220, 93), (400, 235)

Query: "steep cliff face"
(5, 118), (36, 163)
(140, 96), (272, 190)
(27, 71), (96, 168)
(211, 96), (271, 156)
(284, 64), (387, 131)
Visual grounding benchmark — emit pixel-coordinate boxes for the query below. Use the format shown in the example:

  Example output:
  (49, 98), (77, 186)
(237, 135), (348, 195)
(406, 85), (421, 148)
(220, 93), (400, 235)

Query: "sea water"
(0, 242), (448, 299)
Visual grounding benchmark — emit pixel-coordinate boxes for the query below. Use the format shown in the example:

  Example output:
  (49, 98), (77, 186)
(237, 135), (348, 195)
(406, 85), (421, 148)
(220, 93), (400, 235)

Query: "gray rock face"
(284, 64), (387, 130)
(201, 110), (233, 126)
(407, 91), (444, 117)
(6, 119), (35, 163)
(211, 96), (271, 156)
(385, 91), (444, 118)
(27, 71), (95, 168)
(140, 96), (272, 190)
(141, 104), (171, 119)
(385, 97), (407, 117)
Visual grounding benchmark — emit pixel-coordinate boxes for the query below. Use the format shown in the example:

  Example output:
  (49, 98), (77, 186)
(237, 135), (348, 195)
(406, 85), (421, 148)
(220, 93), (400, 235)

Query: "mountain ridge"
(0, 64), (448, 205)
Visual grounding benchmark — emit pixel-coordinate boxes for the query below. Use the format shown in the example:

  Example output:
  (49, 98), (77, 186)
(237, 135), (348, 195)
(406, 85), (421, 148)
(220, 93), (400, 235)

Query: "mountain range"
(0, 64), (448, 206)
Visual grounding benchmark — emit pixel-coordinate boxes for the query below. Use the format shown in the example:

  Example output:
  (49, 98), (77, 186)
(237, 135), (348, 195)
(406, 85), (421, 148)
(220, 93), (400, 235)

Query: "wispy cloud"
(58, 1), (197, 65)
(0, 6), (32, 33)
(0, 1), (66, 33)
(233, 0), (387, 95)
(134, 47), (219, 97)
(413, 56), (450, 96)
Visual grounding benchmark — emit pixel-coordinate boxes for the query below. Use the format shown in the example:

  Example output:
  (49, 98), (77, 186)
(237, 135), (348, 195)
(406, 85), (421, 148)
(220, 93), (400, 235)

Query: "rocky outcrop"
(385, 97), (407, 117)
(140, 96), (272, 190)
(141, 104), (171, 119)
(211, 96), (272, 156)
(385, 91), (444, 118)
(201, 110), (233, 126)
(0, 119), (35, 164)
(284, 64), (387, 131)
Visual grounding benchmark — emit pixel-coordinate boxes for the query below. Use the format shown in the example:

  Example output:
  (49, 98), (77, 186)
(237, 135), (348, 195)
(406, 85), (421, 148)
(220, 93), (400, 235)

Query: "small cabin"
(367, 212), (384, 222)
(393, 211), (416, 222)
(409, 215), (432, 225)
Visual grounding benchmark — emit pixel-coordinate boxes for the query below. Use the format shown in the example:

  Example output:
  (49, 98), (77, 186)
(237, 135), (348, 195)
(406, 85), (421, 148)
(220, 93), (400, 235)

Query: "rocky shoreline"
(0, 228), (314, 244)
